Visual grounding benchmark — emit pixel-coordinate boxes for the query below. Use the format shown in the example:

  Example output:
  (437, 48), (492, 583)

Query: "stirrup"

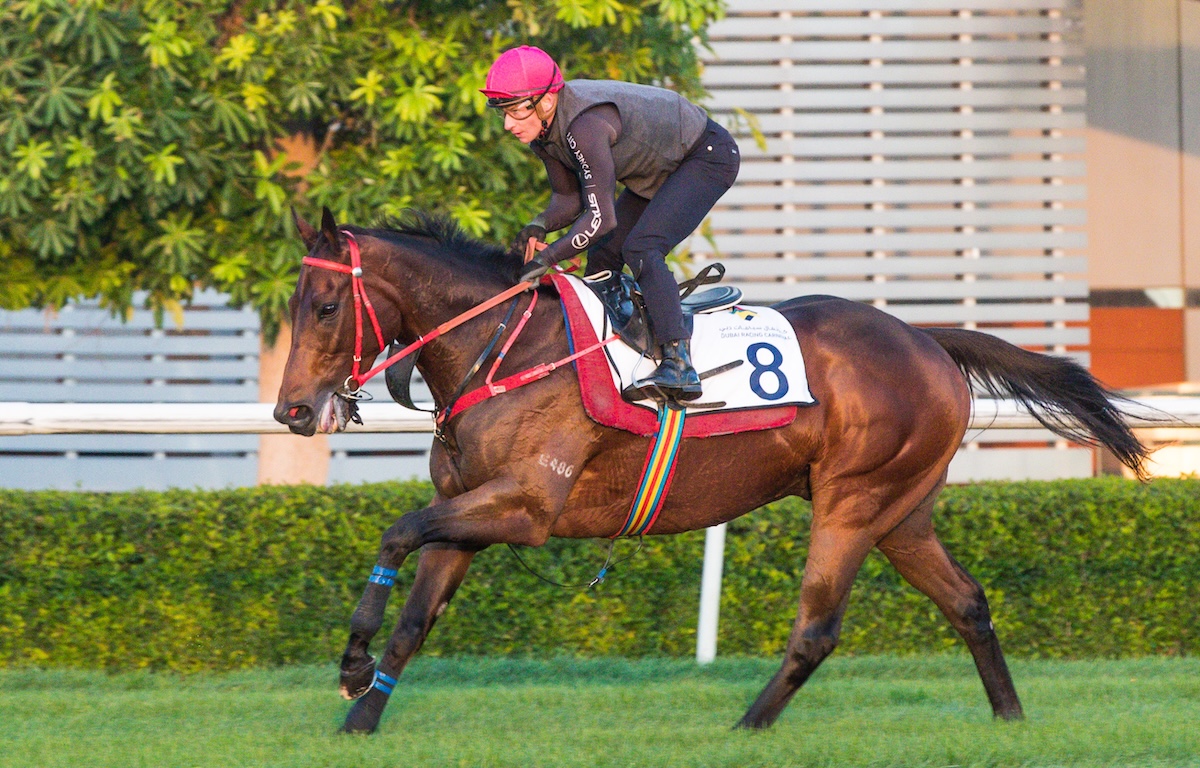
(621, 358), (740, 406)
(621, 380), (723, 408)
(627, 362), (702, 404)
(622, 380), (700, 405)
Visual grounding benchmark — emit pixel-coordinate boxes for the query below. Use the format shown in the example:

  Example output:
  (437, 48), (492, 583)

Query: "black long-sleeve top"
(528, 104), (622, 265)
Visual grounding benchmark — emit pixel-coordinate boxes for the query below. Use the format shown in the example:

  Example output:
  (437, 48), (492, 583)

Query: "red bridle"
(300, 230), (619, 428)
(300, 230), (537, 395)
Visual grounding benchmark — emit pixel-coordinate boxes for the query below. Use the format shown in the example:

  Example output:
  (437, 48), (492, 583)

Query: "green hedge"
(1, 478), (1197, 671)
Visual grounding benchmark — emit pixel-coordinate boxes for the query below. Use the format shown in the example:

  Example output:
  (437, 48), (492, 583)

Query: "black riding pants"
(584, 119), (740, 344)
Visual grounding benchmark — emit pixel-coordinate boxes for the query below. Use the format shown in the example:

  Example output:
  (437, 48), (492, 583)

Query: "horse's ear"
(320, 206), (340, 250)
(292, 207), (319, 251)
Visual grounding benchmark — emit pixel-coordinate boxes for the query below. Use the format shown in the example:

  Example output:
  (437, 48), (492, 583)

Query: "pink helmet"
(480, 46), (564, 106)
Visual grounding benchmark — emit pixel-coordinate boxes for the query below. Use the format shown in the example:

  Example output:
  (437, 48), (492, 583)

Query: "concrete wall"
(1183, 1), (1200, 378)
(1085, 0), (1200, 387)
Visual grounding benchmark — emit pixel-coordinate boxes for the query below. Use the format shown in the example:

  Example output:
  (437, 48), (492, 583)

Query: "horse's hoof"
(340, 693), (383, 735)
(339, 656), (376, 701)
(734, 716), (772, 731)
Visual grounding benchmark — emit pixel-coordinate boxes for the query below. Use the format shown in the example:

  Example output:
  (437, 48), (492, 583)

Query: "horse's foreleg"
(877, 509), (1024, 720)
(737, 522), (874, 730)
(337, 536), (474, 700)
(339, 567), (399, 701)
(339, 477), (555, 731)
(339, 491), (456, 700)
(341, 542), (478, 734)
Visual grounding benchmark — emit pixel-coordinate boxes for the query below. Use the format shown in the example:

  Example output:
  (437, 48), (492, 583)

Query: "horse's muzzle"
(275, 401), (318, 436)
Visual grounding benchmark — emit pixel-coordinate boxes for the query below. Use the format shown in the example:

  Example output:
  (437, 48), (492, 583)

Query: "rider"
(481, 45), (741, 402)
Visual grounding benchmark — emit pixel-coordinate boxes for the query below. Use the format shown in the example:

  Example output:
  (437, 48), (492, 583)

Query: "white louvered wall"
(698, 0), (1085, 344)
(0, 292), (431, 490)
(695, 0), (1092, 479)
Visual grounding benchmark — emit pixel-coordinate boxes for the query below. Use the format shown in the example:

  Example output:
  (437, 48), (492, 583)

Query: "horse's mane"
(367, 211), (521, 282)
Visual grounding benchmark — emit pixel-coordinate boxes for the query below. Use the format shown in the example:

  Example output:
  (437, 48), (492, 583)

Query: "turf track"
(2, 656), (1198, 767)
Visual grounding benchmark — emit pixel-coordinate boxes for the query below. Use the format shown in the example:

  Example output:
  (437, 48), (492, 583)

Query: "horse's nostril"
(278, 402), (317, 436)
(286, 404), (314, 425)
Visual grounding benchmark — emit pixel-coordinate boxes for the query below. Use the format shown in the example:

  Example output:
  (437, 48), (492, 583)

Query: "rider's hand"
(519, 254), (553, 284)
(510, 224), (547, 261)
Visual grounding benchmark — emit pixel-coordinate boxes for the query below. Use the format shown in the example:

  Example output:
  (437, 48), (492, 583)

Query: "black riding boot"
(638, 339), (702, 402)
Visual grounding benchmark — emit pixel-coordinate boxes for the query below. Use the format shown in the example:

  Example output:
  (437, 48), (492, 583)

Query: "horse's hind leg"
(340, 542), (478, 734)
(877, 498), (1024, 720)
(737, 520), (876, 729)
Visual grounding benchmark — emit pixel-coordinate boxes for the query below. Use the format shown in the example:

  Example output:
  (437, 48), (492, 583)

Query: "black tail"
(924, 327), (1150, 481)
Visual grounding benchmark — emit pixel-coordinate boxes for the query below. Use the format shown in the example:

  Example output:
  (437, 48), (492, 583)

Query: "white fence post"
(696, 522), (727, 665)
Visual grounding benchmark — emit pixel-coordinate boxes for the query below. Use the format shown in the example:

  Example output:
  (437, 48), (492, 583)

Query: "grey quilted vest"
(537, 80), (708, 198)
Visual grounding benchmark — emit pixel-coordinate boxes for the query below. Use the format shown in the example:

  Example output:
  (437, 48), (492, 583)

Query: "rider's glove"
(519, 254), (554, 284)
(510, 224), (547, 261)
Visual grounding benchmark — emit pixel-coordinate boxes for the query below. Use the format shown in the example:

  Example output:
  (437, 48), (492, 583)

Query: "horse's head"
(275, 207), (527, 435)
(274, 207), (390, 436)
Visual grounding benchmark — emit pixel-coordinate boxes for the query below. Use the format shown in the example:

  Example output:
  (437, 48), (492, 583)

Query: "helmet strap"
(534, 94), (554, 140)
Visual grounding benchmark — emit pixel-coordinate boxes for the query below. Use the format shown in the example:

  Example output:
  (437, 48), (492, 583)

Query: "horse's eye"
(318, 302), (338, 319)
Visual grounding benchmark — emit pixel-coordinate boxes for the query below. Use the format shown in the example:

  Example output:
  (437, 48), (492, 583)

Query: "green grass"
(2, 656), (1198, 767)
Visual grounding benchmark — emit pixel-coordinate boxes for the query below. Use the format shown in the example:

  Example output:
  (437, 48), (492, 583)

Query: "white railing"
(0, 401), (434, 435)
(5, 396), (1200, 434)
(3, 397), (1198, 664)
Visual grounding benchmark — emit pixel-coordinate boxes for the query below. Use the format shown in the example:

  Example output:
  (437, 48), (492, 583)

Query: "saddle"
(584, 263), (742, 355)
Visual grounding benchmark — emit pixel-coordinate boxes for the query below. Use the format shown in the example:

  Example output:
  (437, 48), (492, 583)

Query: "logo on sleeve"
(565, 132), (592, 182)
(571, 192), (603, 250)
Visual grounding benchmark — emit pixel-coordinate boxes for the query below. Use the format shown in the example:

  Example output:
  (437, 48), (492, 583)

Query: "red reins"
(439, 291), (618, 424)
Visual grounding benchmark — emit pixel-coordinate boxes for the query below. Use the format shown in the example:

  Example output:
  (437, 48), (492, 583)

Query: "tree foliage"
(0, 0), (724, 340)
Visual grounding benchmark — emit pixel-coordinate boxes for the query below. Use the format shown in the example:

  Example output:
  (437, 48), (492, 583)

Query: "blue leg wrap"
(371, 670), (398, 696)
(368, 565), (398, 587)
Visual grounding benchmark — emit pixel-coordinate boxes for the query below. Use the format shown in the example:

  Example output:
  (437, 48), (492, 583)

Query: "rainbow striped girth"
(612, 403), (687, 538)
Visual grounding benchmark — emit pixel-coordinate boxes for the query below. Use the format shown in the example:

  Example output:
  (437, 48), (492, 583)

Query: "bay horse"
(275, 208), (1149, 734)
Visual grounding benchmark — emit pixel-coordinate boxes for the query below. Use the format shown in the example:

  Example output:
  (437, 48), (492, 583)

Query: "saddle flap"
(583, 271), (652, 352)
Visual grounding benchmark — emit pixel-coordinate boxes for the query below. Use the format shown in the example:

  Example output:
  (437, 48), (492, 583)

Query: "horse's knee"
(952, 586), (997, 642)
(797, 628), (839, 662)
(350, 603), (385, 638)
(394, 603), (443, 647)
(783, 625), (839, 683)
(379, 521), (417, 564)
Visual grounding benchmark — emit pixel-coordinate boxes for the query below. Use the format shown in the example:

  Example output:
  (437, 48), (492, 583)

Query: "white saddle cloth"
(563, 275), (816, 413)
